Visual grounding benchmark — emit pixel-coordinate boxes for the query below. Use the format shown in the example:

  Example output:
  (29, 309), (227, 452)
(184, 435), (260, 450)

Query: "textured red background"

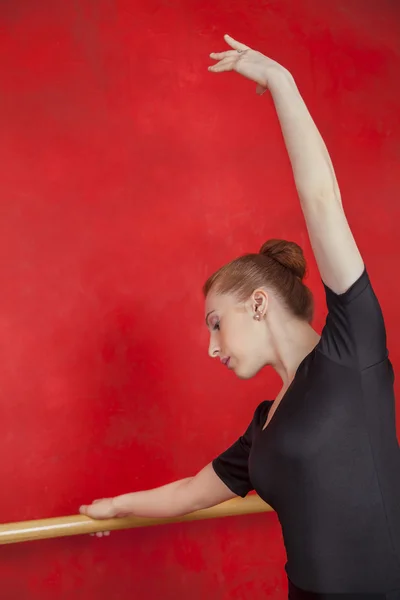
(0, 1), (399, 598)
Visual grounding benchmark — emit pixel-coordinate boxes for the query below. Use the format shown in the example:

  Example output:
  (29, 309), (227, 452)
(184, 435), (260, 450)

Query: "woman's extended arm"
(209, 35), (364, 293)
(79, 463), (237, 520)
(266, 69), (364, 293)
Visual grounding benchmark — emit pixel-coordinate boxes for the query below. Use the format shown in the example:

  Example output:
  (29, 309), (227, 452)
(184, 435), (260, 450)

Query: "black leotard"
(212, 269), (400, 595)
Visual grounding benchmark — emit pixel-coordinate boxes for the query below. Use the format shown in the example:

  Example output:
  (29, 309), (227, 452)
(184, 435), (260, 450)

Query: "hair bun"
(259, 239), (307, 280)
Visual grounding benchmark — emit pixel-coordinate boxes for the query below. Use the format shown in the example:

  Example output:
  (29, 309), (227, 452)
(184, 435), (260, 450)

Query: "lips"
(221, 357), (230, 367)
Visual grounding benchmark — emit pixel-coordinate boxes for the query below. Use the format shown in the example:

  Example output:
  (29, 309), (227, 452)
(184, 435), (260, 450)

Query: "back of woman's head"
(203, 239), (314, 322)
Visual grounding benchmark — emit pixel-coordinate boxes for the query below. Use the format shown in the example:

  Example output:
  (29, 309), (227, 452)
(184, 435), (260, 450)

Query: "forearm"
(268, 69), (342, 207)
(112, 477), (194, 518)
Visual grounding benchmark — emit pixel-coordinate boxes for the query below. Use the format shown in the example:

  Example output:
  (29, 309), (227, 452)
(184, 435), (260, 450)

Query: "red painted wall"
(0, 1), (399, 598)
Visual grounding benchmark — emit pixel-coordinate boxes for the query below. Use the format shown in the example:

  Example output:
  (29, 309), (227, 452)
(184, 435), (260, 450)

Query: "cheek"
(224, 319), (253, 356)
(217, 325), (234, 355)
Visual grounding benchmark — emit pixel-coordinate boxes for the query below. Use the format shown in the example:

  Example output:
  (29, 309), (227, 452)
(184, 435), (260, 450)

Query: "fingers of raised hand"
(223, 34), (249, 52)
(208, 57), (237, 73)
(210, 50), (239, 61)
(209, 35), (251, 73)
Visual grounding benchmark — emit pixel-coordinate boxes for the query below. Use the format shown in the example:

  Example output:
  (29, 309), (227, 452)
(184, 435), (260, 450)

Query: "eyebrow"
(205, 310), (215, 326)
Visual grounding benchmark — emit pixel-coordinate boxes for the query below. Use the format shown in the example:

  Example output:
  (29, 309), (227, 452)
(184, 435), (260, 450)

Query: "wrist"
(266, 64), (294, 92)
(112, 495), (127, 515)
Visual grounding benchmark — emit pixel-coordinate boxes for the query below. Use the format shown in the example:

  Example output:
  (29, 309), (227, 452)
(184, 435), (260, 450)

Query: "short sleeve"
(318, 268), (387, 370)
(212, 402), (269, 498)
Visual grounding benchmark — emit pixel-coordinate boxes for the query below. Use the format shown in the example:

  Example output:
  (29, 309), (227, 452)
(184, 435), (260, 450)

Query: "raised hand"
(208, 34), (287, 95)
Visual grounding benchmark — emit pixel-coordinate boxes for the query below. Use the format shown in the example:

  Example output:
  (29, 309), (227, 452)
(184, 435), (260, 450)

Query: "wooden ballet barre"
(0, 494), (272, 545)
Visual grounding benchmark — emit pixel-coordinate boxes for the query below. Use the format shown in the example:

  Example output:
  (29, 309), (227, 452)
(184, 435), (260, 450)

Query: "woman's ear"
(252, 289), (268, 319)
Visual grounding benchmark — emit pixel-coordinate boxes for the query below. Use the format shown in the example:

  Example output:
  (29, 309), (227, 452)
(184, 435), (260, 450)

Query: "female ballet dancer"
(80, 35), (400, 598)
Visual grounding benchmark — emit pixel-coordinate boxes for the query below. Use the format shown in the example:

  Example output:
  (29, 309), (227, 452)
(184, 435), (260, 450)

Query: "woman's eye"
(213, 321), (220, 331)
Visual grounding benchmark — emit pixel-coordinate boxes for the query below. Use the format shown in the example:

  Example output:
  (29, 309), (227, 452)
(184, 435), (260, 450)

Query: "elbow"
(172, 477), (200, 516)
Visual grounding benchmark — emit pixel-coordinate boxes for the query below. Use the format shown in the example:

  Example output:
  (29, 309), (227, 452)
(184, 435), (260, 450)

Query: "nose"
(208, 335), (220, 359)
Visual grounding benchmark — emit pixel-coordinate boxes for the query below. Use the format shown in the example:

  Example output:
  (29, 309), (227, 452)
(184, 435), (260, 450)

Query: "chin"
(234, 365), (260, 380)
(236, 373), (254, 380)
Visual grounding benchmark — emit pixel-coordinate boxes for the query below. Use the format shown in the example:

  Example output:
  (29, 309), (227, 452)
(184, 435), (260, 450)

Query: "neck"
(270, 320), (320, 388)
